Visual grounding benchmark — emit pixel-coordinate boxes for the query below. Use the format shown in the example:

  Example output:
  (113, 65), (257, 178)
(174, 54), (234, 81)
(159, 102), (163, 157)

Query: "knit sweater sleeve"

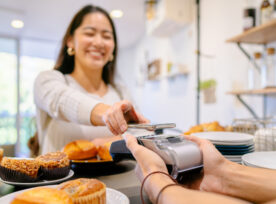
(34, 70), (100, 126)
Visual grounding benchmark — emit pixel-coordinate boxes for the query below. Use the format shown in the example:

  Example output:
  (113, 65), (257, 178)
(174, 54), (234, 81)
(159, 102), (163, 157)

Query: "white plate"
(227, 157), (242, 161)
(226, 159), (242, 163)
(0, 170), (74, 187)
(242, 151), (276, 170)
(192, 132), (254, 145)
(0, 185), (129, 204)
(106, 188), (129, 204)
(242, 160), (259, 168)
(212, 141), (254, 146)
(224, 155), (243, 159)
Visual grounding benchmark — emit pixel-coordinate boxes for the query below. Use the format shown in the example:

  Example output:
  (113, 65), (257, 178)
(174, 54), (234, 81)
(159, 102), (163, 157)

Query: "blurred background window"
(0, 36), (56, 157)
(0, 37), (17, 156)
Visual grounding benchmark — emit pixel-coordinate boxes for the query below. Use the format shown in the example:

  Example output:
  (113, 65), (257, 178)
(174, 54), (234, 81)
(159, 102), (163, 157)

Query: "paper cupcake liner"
(72, 188), (106, 204)
(0, 165), (40, 182)
(40, 166), (70, 180)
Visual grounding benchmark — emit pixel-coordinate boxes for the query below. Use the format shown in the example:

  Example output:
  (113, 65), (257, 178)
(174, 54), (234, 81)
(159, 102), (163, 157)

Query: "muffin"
(0, 157), (40, 182)
(63, 140), (98, 160)
(36, 151), (70, 180)
(58, 178), (106, 204)
(11, 187), (73, 204)
(98, 142), (113, 161)
(0, 148), (3, 162)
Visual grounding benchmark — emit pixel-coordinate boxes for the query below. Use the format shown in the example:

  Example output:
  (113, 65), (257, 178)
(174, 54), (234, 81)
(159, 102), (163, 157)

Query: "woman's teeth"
(89, 51), (102, 57)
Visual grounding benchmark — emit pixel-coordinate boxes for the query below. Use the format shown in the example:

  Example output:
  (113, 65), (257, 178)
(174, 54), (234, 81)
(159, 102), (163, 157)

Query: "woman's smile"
(87, 49), (105, 60)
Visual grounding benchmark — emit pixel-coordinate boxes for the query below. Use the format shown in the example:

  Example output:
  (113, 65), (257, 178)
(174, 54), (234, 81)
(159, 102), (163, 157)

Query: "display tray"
(0, 185), (129, 204)
(71, 157), (113, 164)
(0, 170), (74, 187)
(70, 159), (136, 176)
(70, 158), (114, 172)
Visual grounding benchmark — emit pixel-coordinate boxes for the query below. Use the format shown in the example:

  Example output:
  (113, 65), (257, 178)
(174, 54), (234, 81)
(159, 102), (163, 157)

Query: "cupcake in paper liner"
(58, 178), (106, 204)
(36, 152), (70, 180)
(0, 157), (40, 182)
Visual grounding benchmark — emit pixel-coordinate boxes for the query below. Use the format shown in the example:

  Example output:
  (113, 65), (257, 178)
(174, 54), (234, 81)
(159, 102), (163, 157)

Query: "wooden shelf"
(226, 19), (276, 44)
(227, 88), (276, 95)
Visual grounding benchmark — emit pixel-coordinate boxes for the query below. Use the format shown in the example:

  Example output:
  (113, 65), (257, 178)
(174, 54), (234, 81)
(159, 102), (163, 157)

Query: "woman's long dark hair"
(54, 5), (118, 86)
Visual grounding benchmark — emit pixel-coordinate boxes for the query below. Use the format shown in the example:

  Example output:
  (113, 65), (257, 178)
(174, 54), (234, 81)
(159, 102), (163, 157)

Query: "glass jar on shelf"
(253, 52), (267, 88)
(260, 0), (273, 25)
(266, 48), (276, 88)
(243, 1), (256, 31)
(273, 0), (276, 19)
(243, 0), (256, 30)
(248, 52), (262, 89)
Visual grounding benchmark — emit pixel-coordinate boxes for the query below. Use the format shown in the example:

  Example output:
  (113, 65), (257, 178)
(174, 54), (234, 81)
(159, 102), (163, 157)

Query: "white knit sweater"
(34, 70), (131, 154)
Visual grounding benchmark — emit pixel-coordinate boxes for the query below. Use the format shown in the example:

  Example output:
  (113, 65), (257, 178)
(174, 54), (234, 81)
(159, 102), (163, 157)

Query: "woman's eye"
(103, 35), (112, 40)
(84, 32), (95, 36)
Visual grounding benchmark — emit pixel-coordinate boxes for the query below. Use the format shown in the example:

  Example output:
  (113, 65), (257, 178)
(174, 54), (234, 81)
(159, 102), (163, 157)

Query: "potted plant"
(199, 79), (217, 104)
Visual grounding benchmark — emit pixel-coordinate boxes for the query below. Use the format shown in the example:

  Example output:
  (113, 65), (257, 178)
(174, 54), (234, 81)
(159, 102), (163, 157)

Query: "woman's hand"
(91, 100), (149, 135)
(184, 135), (230, 194)
(103, 100), (149, 135)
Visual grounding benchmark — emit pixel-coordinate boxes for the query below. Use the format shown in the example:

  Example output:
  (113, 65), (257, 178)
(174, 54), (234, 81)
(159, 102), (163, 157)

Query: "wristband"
(140, 171), (176, 204)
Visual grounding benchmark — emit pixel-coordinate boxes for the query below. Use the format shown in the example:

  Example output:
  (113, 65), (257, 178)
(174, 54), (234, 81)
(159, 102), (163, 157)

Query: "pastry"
(36, 151), (70, 180)
(0, 148), (3, 162)
(58, 178), (106, 204)
(11, 187), (73, 204)
(184, 121), (225, 135)
(0, 157), (40, 182)
(98, 142), (113, 161)
(63, 140), (97, 160)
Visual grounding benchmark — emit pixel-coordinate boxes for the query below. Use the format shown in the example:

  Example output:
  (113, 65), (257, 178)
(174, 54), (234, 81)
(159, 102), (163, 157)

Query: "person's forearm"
(161, 187), (249, 204)
(90, 103), (110, 126)
(264, 199), (276, 204)
(144, 174), (174, 203)
(146, 174), (248, 204)
(222, 161), (276, 203)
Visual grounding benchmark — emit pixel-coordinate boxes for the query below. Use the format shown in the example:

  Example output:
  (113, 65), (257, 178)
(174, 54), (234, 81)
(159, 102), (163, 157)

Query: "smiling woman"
(33, 5), (148, 154)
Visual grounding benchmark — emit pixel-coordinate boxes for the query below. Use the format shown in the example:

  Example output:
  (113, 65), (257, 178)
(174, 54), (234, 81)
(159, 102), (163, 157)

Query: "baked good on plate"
(184, 121), (225, 135)
(36, 151), (70, 180)
(11, 187), (73, 204)
(58, 178), (106, 204)
(63, 140), (97, 160)
(0, 157), (40, 182)
(98, 142), (112, 161)
(0, 148), (3, 162)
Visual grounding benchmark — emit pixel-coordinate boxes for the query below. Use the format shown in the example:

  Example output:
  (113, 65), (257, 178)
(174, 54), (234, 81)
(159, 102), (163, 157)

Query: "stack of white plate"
(242, 151), (276, 169)
(192, 132), (255, 164)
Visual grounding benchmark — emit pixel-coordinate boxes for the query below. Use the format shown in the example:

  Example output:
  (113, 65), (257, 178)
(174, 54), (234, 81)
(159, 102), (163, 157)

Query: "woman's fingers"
(103, 114), (118, 135)
(121, 100), (139, 122)
(102, 100), (148, 135)
(104, 103), (127, 134)
(113, 104), (128, 133)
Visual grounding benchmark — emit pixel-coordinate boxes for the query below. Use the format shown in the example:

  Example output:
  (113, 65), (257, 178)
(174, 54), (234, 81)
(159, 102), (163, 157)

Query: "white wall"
(117, 0), (276, 131)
